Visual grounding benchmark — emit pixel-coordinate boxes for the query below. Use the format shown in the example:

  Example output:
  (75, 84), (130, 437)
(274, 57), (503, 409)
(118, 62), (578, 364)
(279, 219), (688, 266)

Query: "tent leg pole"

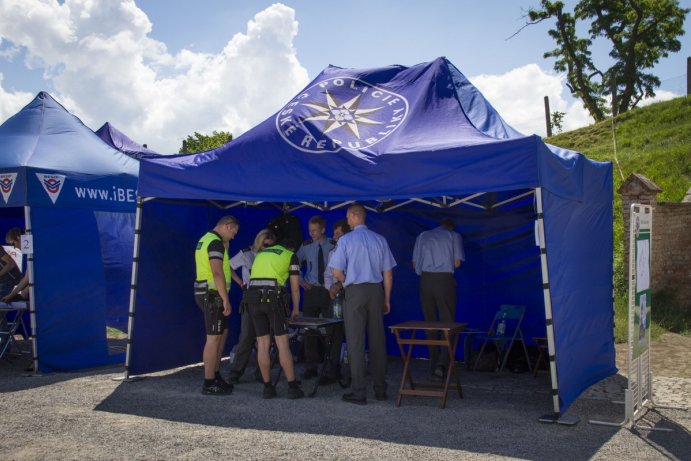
(121, 197), (145, 382)
(23, 206), (40, 376)
(535, 188), (566, 422)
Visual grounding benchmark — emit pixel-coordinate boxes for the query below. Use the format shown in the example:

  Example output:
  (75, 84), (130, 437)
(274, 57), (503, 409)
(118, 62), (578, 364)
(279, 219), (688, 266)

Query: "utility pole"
(544, 96), (552, 137)
(687, 57), (690, 96)
(611, 80), (618, 117)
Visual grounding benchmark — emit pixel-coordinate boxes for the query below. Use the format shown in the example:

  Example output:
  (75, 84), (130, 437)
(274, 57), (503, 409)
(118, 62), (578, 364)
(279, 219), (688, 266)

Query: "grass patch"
(548, 97), (691, 341)
(106, 326), (127, 339)
(651, 289), (691, 336)
(613, 289), (689, 343)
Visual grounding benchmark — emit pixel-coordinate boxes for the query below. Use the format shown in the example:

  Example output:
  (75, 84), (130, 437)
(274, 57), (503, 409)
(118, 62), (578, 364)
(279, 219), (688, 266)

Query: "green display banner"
(630, 205), (652, 359)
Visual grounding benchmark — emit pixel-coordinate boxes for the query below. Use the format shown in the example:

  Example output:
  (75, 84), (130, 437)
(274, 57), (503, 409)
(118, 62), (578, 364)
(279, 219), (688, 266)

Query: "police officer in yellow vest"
(194, 215), (239, 395)
(243, 239), (304, 399)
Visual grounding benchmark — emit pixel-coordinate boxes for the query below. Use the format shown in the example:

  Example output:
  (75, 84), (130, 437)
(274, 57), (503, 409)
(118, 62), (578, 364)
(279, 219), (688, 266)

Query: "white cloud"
(471, 64), (594, 137)
(0, 0), (309, 153)
(471, 65), (684, 137)
(0, 74), (33, 122)
(639, 89), (679, 107)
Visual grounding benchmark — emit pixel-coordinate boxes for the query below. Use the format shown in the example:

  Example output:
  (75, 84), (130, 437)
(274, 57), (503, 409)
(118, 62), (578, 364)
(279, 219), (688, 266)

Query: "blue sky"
(0, 0), (689, 152)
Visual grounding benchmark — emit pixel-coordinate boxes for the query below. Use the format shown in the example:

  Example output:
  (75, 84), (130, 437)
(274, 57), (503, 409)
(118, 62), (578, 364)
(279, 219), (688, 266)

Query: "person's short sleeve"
(207, 239), (225, 261)
(0, 246), (7, 258)
(288, 253), (300, 275)
(229, 250), (244, 270)
(327, 240), (347, 271)
(381, 237), (397, 271)
(412, 234), (422, 265)
(296, 244), (306, 264)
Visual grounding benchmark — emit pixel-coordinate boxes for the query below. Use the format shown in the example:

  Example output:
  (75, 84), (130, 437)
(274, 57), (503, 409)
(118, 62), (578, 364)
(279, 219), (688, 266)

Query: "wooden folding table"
(389, 321), (466, 409)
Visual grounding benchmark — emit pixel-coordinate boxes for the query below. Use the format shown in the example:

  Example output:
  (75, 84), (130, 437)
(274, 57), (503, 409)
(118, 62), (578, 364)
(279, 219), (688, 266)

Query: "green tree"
(179, 130), (233, 154)
(526, 0), (688, 121)
(551, 110), (566, 133)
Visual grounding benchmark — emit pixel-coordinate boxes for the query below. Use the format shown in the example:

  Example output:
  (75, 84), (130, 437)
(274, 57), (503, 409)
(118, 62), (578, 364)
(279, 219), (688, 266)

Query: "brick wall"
(620, 174), (691, 308)
(649, 203), (691, 306)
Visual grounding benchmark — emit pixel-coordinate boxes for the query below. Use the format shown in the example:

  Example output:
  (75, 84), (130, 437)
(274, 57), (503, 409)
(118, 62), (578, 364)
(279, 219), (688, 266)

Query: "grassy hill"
(546, 96), (691, 340)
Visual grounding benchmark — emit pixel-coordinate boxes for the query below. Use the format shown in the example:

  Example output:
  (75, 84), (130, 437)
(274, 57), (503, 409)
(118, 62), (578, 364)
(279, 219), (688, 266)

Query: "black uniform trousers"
(229, 309), (258, 379)
(420, 271), (457, 371)
(302, 286), (343, 372)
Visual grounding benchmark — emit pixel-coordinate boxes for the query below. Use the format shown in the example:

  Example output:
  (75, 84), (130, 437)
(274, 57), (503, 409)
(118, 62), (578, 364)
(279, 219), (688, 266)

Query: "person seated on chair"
(1, 274), (28, 303)
(412, 218), (465, 379)
(227, 228), (275, 384)
(296, 215), (335, 379)
(243, 238), (304, 399)
(1, 228), (24, 300)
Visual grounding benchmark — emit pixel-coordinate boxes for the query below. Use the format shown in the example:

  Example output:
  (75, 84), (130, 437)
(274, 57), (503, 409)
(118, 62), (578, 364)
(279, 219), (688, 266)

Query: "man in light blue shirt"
(296, 215), (335, 379)
(412, 218), (465, 378)
(329, 204), (396, 404)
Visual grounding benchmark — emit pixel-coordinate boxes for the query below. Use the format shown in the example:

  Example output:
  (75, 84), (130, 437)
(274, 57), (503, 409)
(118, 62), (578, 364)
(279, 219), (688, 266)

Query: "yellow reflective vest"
(250, 245), (295, 286)
(195, 231), (230, 290)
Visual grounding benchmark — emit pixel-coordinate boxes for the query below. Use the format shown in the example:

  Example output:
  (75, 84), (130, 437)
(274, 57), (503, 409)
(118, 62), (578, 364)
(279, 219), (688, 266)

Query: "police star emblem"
(276, 76), (409, 160)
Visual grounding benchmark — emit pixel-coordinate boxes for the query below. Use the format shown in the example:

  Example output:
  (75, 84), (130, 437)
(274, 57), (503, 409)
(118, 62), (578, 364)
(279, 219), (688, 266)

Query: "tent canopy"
(95, 122), (161, 160)
(0, 92), (139, 211)
(139, 58), (610, 205)
(132, 57), (615, 414)
(0, 91), (139, 371)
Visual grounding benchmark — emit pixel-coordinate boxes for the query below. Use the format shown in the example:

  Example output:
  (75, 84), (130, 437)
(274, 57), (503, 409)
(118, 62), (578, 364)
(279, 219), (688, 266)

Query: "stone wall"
(650, 203), (691, 306)
(619, 174), (691, 308)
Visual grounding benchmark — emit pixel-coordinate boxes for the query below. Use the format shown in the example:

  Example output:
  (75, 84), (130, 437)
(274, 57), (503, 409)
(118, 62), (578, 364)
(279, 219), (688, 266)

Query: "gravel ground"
(1, 341), (689, 461)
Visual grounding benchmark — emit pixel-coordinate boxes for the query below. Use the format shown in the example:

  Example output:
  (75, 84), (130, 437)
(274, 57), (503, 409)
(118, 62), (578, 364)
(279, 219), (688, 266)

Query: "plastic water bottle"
(228, 344), (238, 364)
(332, 293), (343, 319)
(496, 319), (506, 336)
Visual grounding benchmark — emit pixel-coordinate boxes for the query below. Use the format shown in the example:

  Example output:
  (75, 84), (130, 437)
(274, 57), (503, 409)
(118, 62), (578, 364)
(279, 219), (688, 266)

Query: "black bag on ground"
(507, 342), (536, 373)
(471, 343), (499, 371)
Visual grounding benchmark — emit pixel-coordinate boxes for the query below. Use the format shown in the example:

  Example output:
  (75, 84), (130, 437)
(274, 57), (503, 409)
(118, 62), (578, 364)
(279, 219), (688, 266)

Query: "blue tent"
(130, 57), (615, 416)
(95, 122), (161, 159)
(0, 91), (140, 372)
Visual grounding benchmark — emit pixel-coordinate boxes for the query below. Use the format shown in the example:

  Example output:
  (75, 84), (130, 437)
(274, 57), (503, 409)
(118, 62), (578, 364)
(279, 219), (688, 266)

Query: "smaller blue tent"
(95, 122), (161, 159)
(130, 58), (615, 416)
(0, 92), (139, 372)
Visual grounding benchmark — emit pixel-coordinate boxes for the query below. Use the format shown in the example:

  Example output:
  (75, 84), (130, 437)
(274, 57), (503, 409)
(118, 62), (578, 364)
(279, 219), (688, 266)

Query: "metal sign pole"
(590, 203), (670, 431)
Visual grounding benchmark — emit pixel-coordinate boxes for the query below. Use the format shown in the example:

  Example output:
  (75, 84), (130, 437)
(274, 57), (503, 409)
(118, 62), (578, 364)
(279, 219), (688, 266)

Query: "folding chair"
(473, 304), (532, 373)
(0, 301), (29, 360)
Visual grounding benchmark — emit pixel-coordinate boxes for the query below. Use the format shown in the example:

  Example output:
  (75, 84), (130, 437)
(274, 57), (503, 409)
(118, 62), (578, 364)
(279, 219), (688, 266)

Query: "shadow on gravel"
(94, 358), (629, 460)
(633, 408), (691, 460)
(0, 339), (124, 392)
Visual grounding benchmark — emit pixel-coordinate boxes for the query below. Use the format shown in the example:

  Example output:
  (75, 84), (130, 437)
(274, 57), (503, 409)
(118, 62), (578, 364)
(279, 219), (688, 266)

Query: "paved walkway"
(580, 332), (691, 410)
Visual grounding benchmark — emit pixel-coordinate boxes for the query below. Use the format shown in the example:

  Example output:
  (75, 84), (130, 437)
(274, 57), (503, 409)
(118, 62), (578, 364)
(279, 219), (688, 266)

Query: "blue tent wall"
(0, 207), (25, 241)
(94, 211), (136, 331)
(32, 207), (123, 371)
(542, 190), (616, 410)
(130, 196), (545, 376)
